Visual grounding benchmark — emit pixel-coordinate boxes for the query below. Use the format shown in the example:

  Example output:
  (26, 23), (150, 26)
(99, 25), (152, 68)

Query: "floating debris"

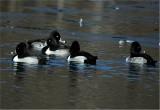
(11, 50), (16, 55)
(11, 52), (14, 55)
(72, 32), (75, 35)
(79, 18), (83, 23)
(115, 6), (120, 10)
(79, 18), (83, 27)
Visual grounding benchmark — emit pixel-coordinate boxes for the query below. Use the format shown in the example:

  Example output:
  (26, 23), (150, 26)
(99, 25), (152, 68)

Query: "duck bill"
(60, 38), (66, 44)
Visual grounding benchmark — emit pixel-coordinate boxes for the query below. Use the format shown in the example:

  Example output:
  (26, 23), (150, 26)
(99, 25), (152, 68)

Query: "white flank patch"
(126, 56), (147, 64)
(45, 48), (69, 56)
(13, 55), (39, 64)
(67, 56), (87, 63)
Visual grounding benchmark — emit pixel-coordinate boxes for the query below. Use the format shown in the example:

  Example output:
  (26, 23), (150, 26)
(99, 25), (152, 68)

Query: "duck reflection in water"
(128, 63), (144, 72)
(13, 62), (27, 81)
(126, 63), (146, 92)
(67, 62), (80, 106)
(67, 62), (97, 106)
(125, 63), (144, 107)
(12, 62), (27, 95)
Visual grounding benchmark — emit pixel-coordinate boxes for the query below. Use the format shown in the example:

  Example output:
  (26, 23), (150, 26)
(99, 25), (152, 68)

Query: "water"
(0, 0), (159, 109)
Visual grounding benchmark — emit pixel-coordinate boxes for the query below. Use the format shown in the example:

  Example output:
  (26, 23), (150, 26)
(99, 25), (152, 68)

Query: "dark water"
(0, 0), (159, 109)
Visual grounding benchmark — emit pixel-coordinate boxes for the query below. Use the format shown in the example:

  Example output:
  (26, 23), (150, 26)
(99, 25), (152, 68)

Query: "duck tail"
(147, 60), (157, 67)
(94, 56), (98, 60)
(85, 56), (98, 65)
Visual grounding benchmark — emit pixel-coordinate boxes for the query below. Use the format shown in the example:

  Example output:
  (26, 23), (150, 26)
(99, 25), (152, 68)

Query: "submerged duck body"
(67, 41), (97, 65)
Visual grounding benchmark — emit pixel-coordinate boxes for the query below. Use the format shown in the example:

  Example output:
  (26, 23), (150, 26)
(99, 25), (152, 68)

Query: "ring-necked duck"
(126, 41), (157, 66)
(42, 37), (69, 57)
(67, 41), (97, 65)
(12, 42), (45, 64)
(27, 30), (66, 51)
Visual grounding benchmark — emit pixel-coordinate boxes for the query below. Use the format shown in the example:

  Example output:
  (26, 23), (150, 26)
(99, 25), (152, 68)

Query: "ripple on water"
(104, 2), (159, 12)
(0, 0), (159, 109)
(47, 59), (66, 67)
(99, 74), (112, 79)
(25, 7), (88, 14)
(0, 80), (7, 84)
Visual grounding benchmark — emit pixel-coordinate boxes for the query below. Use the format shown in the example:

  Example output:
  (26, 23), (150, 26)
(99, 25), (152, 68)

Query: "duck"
(12, 42), (45, 64)
(41, 37), (69, 57)
(27, 30), (66, 51)
(67, 41), (97, 65)
(126, 41), (157, 66)
(119, 40), (134, 45)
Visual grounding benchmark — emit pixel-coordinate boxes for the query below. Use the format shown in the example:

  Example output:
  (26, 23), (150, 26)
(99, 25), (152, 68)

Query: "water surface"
(0, 0), (159, 109)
